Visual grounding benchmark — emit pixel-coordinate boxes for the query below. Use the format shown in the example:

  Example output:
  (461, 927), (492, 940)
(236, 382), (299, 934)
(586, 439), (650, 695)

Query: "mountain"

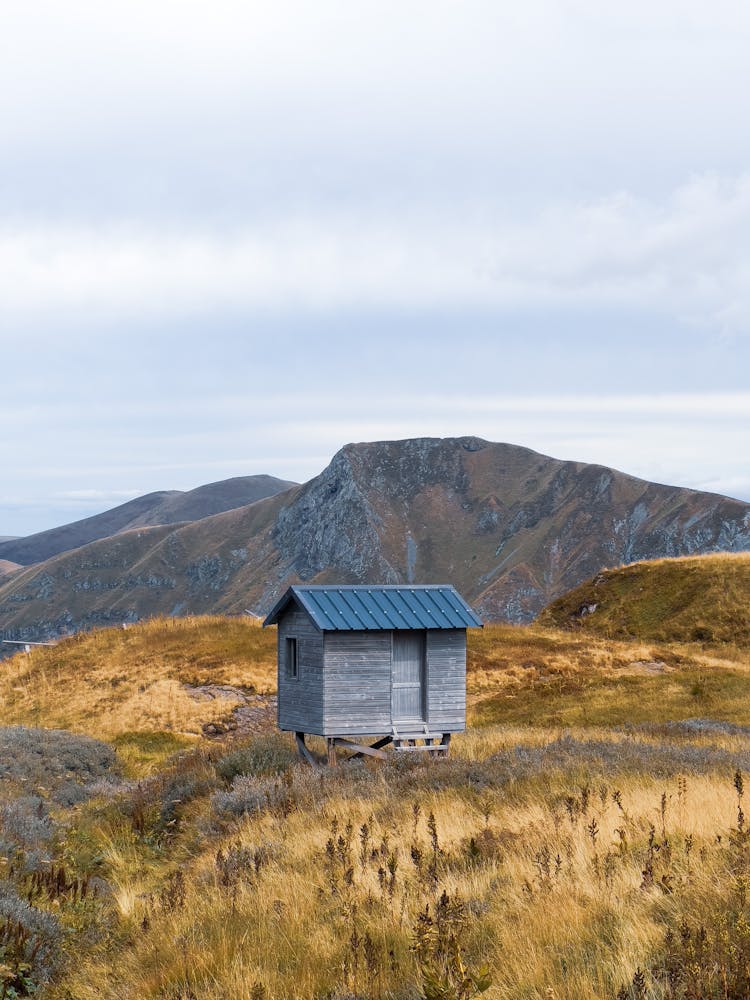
(0, 475), (297, 566)
(538, 552), (750, 644)
(1, 436), (749, 640)
(0, 536), (19, 542)
(0, 559), (21, 577)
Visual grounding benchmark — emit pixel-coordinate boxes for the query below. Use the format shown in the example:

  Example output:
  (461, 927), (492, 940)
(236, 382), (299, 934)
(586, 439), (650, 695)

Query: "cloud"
(2, 174), (750, 335)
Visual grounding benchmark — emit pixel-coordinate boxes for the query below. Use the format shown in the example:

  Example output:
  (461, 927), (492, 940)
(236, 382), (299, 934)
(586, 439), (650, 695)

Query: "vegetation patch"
(539, 552), (750, 644)
(111, 730), (197, 777)
(0, 726), (119, 802)
(0, 594), (745, 998)
(0, 616), (276, 741)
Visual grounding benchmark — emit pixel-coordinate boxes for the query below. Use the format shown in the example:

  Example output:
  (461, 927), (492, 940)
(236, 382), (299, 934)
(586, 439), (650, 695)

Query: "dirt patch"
(623, 660), (673, 676)
(184, 684), (278, 738)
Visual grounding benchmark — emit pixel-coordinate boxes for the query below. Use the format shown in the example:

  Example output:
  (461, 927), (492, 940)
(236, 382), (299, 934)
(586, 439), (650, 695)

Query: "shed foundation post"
(326, 737), (337, 767)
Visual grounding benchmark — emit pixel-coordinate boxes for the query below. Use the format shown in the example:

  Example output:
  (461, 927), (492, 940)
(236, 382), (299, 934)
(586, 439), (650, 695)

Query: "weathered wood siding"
(276, 605), (324, 733)
(322, 630), (392, 735)
(276, 610), (467, 736)
(425, 629), (466, 731)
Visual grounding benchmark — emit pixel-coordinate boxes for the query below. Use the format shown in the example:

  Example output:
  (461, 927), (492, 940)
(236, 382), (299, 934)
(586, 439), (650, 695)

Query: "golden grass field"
(1, 555), (750, 999)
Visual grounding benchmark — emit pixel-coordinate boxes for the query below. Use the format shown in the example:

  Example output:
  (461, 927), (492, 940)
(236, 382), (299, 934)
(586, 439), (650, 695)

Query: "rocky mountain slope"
(1, 437), (749, 640)
(0, 475), (296, 566)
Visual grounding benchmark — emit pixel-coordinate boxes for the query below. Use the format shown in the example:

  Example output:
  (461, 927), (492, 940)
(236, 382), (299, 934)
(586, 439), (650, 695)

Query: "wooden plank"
(344, 734), (393, 759)
(332, 737), (389, 761)
(392, 631), (425, 723)
(295, 732), (320, 768)
(322, 631), (391, 733)
(425, 630), (466, 731)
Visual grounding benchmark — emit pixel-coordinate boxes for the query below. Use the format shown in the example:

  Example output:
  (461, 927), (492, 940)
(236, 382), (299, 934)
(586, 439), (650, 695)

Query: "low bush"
(214, 733), (298, 783)
(0, 881), (63, 988)
(0, 727), (118, 801)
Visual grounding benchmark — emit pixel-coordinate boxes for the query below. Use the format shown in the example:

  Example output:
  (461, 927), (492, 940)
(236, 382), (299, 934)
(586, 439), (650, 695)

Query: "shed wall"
(322, 630), (392, 735)
(276, 616), (467, 737)
(276, 606), (324, 733)
(425, 629), (466, 730)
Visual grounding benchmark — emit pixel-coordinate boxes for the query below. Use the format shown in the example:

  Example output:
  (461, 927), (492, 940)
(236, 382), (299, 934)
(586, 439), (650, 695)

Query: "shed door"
(391, 631), (425, 724)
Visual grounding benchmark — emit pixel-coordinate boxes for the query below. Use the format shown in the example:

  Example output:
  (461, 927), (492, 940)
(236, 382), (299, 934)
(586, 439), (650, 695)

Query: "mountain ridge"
(0, 474), (297, 566)
(1, 436), (748, 640)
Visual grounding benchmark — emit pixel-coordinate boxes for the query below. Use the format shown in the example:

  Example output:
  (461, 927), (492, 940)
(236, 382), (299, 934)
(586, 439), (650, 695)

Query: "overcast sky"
(2, 0), (750, 536)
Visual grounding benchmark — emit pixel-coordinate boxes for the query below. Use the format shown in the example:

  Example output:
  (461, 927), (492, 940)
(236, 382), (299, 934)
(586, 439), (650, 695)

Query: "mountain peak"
(1, 436), (749, 640)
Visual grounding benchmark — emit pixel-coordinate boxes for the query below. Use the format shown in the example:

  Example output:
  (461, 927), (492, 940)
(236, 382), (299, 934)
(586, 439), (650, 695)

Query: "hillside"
(539, 551), (750, 644)
(1, 437), (749, 641)
(0, 474), (296, 566)
(1, 614), (750, 999)
(0, 616), (277, 766)
(0, 558), (21, 576)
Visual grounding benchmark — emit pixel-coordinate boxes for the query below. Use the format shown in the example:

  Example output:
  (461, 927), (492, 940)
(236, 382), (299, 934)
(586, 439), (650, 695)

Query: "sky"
(2, 0), (750, 536)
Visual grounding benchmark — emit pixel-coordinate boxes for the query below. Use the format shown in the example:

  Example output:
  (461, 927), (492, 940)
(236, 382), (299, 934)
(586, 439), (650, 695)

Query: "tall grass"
(0, 593), (747, 998)
(540, 552), (750, 644)
(49, 746), (750, 999)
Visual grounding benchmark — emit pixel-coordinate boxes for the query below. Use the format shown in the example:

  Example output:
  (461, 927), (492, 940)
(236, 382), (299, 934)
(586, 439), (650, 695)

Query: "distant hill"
(538, 552), (750, 644)
(1, 437), (749, 641)
(0, 475), (297, 566)
(0, 559), (21, 577)
(0, 536), (19, 542)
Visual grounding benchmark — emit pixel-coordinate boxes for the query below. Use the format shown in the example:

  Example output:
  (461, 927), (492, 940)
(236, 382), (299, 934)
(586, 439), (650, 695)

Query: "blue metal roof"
(262, 585), (483, 631)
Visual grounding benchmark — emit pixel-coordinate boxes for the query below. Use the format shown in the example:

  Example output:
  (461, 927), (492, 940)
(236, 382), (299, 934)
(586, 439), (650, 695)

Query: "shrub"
(215, 733), (298, 783)
(0, 726), (118, 801)
(0, 797), (54, 858)
(0, 881), (63, 986)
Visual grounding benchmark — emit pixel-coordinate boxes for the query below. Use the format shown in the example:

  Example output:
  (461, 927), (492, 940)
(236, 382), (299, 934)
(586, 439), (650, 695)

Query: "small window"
(286, 637), (298, 679)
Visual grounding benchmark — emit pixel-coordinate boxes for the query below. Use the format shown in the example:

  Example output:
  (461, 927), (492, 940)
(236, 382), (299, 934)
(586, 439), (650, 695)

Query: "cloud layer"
(3, 173), (750, 335)
(2, 1), (749, 533)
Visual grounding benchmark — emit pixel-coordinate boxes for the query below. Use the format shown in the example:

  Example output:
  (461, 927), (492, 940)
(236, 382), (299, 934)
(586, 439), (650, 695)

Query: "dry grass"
(540, 552), (750, 644)
(6, 615), (747, 744)
(50, 751), (750, 1000)
(467, 623), (750, 730)
(1, 597), (749, 999)
(0, 616), (277, 743)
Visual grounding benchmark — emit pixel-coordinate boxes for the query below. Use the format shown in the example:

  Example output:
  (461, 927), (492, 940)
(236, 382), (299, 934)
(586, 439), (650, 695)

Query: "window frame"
(285, 636), (299, 680)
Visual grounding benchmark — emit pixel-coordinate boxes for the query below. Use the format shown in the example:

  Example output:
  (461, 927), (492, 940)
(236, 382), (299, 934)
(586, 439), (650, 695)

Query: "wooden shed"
(262, 584), (483, 763)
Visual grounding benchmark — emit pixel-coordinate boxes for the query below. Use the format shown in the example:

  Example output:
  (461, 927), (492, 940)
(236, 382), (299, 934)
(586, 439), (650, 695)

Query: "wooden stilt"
(295, 730), (452, 765)
(295, 732), (320, 768)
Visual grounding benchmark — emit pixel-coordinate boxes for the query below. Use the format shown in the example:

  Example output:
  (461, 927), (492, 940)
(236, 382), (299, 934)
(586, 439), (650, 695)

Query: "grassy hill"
(539, 552), (750, 644)
(0, 616), (277, 771)
(0, 595), (749, 999)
